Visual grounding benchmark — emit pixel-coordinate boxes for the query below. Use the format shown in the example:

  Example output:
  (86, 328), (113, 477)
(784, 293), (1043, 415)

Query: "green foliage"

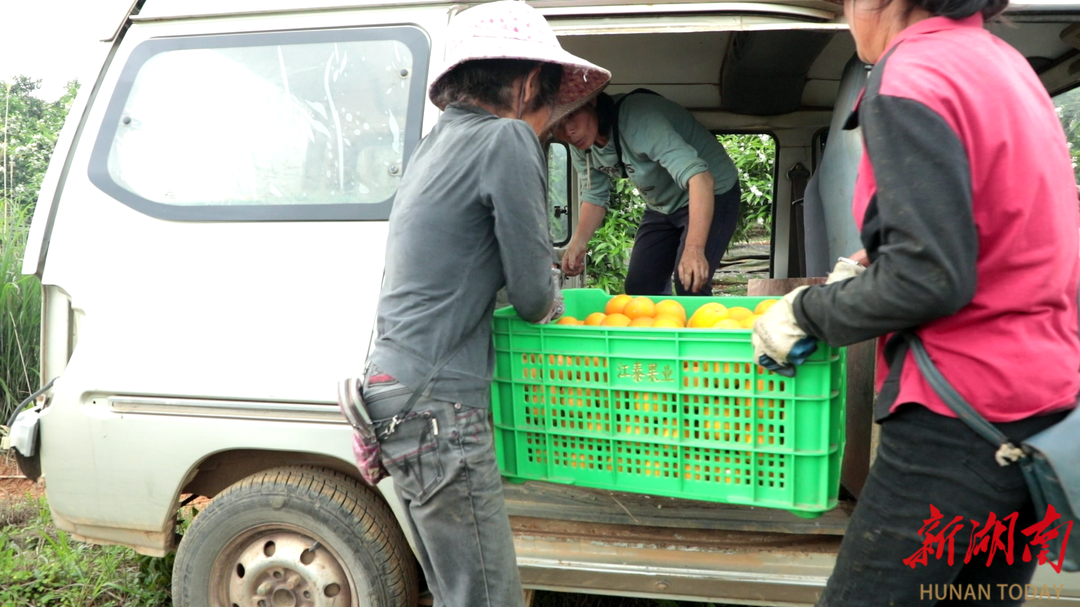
(584, 178), (645, 293)
(1, 77), (77, 422)
(2, 77), (78, 209)
(1, 184), (41, 424)
(582, 134), (776, 294)
(0, 496), (171, 606)
(1054, 87), (1080, 185)
(717, 133), (776, 244)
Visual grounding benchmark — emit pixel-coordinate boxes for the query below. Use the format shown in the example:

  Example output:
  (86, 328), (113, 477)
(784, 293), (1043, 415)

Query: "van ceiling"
(559, 18), (1079, 116)
(560, 31), (855, 114)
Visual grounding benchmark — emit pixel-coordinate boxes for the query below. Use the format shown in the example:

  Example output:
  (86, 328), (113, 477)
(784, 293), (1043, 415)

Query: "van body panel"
(34, 3), (445, 553)
(38, 395), (375, 541)
(23, 51), (110, 277)
(134, 0), (843, 22)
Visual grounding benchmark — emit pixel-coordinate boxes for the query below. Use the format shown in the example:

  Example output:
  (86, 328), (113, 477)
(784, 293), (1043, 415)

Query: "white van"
(12, 0), (1080, 604)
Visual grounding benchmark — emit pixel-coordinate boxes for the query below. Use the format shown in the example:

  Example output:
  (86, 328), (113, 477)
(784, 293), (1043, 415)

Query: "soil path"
(0, 454), (42, 503)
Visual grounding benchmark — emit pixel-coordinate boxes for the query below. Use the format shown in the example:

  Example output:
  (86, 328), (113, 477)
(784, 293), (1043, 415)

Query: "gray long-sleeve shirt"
(370, 104), (555, 407)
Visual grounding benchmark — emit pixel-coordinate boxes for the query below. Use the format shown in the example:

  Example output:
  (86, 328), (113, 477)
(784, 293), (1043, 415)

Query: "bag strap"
(381, 328), (475, 437)
(904, 331), (1026, 466)
(611, 89), (661, 179)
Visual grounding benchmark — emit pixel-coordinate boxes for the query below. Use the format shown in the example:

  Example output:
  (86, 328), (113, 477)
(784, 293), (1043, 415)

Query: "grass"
(0, 200), (40, 425)
(0, 493), (172, 607)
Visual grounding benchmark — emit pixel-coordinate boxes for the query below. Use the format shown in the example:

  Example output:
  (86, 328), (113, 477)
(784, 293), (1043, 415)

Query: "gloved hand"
(752, 286), (817, 377)
(826, 257), (866, 284)
(537, 267), (565, 324)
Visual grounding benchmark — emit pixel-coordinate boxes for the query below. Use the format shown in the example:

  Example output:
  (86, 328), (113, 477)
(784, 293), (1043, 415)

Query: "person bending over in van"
(752, 0), (1079, 603)
(362, 3), (609, 606)
(554, 92), (740, 296)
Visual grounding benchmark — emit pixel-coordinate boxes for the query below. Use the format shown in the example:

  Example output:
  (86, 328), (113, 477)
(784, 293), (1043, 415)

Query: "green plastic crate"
(492, 288), (846, 516)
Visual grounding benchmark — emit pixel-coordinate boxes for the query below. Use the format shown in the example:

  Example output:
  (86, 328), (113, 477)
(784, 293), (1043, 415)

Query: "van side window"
(89, 27), (429, 221)
(548, 143), (571, 246)
(716, 133), (777, 292)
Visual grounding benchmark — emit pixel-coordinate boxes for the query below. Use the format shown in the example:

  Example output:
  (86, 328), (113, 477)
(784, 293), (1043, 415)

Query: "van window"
(88, 27), (429, 221)
(548, 143), (571, 246)
(715, 133), (777, 295)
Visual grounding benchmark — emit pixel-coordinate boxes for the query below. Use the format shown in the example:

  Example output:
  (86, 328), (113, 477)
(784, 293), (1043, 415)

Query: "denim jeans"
(624, 184), (740, 296)
(363, 374), (524, 607)
(818, 404), (1070, 607)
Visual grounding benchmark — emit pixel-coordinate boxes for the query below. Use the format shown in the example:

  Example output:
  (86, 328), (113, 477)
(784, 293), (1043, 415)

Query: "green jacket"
(571, 93), (738, 214)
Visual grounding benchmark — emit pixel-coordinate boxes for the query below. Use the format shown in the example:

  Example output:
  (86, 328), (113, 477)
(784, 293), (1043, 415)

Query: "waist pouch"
(337, 377), (390, 486)
(337, 337), (470, 486)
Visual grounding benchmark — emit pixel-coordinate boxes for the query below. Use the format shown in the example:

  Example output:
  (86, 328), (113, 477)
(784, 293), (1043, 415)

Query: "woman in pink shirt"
(753, 0), (1079, 602)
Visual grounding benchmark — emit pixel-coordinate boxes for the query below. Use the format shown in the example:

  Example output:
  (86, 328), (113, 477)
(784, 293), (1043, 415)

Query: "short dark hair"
(431, 59), (563, 113)
(595, 92), (616, 139)
(907, 0), (1007, 19)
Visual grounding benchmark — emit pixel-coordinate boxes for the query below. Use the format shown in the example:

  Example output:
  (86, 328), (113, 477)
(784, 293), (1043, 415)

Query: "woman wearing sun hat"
(360, 2), (610, 606)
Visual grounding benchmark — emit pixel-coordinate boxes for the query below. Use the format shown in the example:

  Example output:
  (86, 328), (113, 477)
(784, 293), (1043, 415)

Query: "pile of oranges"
(555, 295), (779, 330)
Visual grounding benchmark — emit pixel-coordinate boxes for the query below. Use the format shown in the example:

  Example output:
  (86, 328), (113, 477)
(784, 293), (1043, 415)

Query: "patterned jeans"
(363, 373), (524, 607)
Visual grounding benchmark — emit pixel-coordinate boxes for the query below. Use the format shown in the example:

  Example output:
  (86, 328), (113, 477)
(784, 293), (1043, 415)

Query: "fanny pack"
(906, 331), (1080, 572)
(337, 340), (468, 486)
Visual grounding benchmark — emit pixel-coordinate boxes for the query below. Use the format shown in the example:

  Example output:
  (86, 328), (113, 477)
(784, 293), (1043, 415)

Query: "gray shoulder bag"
(906, 331), (1079, 572)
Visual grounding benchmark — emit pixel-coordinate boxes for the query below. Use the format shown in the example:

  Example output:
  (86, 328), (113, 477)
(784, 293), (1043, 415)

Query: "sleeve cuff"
(673, 161), (710, 190)
(792, 289), (820, 340)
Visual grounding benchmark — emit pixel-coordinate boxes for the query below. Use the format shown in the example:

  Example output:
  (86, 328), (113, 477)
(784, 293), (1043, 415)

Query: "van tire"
(172, 465), (418, 607)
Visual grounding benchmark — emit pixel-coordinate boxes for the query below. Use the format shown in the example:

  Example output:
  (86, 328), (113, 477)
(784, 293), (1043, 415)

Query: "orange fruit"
(605, 294), (633, 316)
(623, 297), (656, 320)
(629, 316), (655, 327)
(654, 300), (687, 323)
(652, 315), (684, 329)
(740, 315), (759, 329)
(727, 307), (754, 322)
(688, 303), (728, 328)
(699, 302), (728, 316)
(556, 316), (579, 325)
(712, 318), (744, 330)
(755, 299), (779, 315)
(601, 313), (632, 327)
(688, 310), (716, 328)
(584, 312), (607, 326)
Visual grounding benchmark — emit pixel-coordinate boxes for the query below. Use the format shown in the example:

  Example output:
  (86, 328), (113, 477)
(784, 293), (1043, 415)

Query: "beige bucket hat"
(430, 1), (611, 126)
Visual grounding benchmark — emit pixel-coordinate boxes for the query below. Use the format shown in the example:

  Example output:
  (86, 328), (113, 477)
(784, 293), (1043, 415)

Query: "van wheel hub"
(226, 530), (350, 607)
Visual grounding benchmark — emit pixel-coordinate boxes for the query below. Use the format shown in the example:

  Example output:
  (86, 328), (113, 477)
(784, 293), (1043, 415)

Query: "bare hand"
(849, 249), (870, 267)
(678, 247), (711, 293)
(562, 240), (587, 277)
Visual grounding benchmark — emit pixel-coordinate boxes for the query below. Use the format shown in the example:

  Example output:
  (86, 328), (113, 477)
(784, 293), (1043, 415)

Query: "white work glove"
(537, 267), (565, 324)
(826, 257), (866, 284)
(752, 286), (809, 367)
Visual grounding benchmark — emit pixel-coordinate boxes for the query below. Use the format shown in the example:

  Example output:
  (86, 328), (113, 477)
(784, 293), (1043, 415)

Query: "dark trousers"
(819, 404), (1070, 607)
(624, 183), (740, 296)
(363, 376), (524, 607)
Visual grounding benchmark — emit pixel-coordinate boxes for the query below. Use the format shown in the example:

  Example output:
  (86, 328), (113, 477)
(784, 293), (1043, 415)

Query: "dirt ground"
(0, 452), (41, 503)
